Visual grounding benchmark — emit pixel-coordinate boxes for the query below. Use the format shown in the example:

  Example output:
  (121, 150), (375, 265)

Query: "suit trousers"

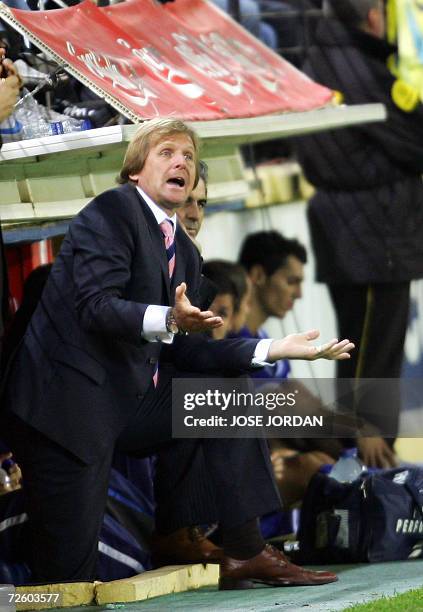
(329, 282), (410, 441)
(3, 367), (280, 583)
(117, 366), (281, 535)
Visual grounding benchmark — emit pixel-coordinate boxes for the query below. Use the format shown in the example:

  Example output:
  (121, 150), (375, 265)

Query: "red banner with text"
(1, 0), (333, 121)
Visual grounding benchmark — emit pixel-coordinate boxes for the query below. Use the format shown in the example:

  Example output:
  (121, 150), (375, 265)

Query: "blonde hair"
(118, 118), (200, 185)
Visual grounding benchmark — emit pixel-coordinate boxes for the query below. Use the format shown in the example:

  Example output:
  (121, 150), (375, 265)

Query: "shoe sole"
(153, 557), (222, 568)
(219, 576), (338, 589)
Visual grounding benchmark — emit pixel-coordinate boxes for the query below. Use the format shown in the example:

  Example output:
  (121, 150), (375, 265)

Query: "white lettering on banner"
(172, 30), (285, 96)
(116, 38), (208, 100)
(65, 41), (158, 109)
(172, 32), (244, 97)
(207, 32), (280, 95)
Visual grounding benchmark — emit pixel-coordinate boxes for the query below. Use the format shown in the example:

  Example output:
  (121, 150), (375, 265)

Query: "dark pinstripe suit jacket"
(2, 183), (259, 464)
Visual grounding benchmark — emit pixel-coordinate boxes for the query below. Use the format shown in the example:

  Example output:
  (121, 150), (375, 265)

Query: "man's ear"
(367, 6), (385, 38)
(249, 264), (267, 286)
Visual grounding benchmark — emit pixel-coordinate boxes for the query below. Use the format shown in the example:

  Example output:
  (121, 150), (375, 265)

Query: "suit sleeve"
(164, 334), (261, 374)
(70, 191), (150, 346)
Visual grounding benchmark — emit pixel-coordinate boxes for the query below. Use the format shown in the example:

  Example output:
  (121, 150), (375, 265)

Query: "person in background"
(211, 0), (278, 49)
(236, 230), (344, 507)
(201, 260), (249, 340)
(238, 230), (306, 380)
(294, 0), (423, 467)
(177, 159), (208, 244)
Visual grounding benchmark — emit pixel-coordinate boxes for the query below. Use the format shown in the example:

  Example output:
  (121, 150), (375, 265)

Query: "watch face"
(166, 310), (179, 334)
(169, 321), (179, 334)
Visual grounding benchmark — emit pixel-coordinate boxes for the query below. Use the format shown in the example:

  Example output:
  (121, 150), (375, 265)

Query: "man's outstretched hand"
(268, 329), (355, 362)
(173, 282), (223, 333)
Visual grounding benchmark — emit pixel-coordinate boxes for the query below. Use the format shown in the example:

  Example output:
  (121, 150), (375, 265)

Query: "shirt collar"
(136, 185), (177, 233)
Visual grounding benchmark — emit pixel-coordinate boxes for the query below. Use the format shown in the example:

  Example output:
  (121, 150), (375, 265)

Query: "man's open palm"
(173, 282), (223, 333)
(268, 330), (355, 362)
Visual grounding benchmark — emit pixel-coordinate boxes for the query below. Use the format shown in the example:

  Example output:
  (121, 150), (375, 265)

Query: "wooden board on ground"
(15, 582), (95, 610)
(95, 563), (219, 605)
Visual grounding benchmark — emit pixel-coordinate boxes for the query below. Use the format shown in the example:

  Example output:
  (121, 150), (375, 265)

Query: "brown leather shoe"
(219, 544), (338, 589)
(152, 526), (224, 566)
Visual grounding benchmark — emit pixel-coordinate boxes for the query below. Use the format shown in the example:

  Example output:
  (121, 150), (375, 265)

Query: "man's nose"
(294, 285), (303, 299)
(173, 152), (188, 167)
(187, 203), (200, 220)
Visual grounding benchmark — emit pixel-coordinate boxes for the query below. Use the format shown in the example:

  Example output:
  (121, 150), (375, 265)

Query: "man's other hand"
(0, 57), (22, 82)
(0, 74), (20, 122)
(357, 436), (397, 469)
(268, 329), (355, 362)
(173, 282), (223, 332)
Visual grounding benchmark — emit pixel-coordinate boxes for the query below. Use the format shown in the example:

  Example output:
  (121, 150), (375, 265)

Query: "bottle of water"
(15, 89), (92, 140)
(329, 447), (364, 483)
(50, 117), (91, 135)
(15, 90), (51, 139)
(21, 117), (52, 139)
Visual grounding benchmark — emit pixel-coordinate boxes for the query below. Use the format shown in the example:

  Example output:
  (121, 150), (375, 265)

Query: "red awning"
(1, 0), (333, 121)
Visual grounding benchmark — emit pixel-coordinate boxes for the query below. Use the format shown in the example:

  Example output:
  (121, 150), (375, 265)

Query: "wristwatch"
(165, 307), (179, 335)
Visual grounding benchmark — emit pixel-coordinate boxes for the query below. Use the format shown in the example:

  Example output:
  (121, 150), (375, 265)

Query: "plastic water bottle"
(50, 118), (91, 135)
(21, 117), (51, 139)
(328, 447), (364, 483)
(15, 89), (91, 140)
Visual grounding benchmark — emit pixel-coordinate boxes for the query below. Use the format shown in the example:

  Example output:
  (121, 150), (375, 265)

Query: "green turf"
(45, 560), (423, 612)
(344, 587), (423, 611)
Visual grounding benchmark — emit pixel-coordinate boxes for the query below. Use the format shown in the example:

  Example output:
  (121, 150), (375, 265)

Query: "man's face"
(209, 293), (235, 340)
(367, 1), (386, 39)
(129, 133), (196, 213)
(177, 178), (207, 238)
(257, 255), (304, 319)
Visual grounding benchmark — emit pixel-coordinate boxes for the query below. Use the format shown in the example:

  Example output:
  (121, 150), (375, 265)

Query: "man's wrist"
(166, 307), (188, 335)
(165, 307), (179, 334)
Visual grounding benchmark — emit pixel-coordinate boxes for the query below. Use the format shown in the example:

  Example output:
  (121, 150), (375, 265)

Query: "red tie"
(160, 219), (175, 280)
(153, 220), (176, 388)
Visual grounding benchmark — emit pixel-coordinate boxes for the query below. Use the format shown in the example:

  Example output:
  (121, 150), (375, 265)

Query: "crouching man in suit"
(0, 119), (353, 588)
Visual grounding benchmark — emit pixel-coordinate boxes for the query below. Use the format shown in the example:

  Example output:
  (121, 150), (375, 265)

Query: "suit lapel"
(124, 184), (171, 302)
(172, 225), (187, 298)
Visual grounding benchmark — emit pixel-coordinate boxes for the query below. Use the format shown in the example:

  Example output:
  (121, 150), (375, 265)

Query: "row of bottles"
(14, 90), (91, 140)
